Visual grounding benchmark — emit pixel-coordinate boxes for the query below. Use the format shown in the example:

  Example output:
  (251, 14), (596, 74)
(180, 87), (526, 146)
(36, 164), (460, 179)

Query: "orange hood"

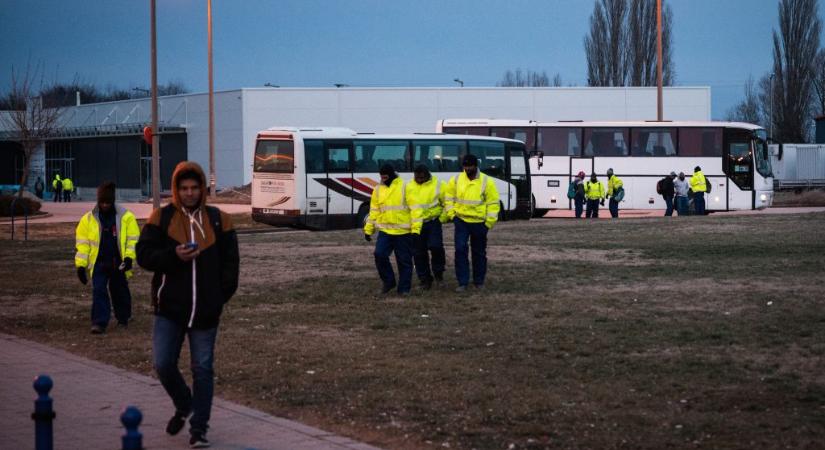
(171, 161), (208, 209)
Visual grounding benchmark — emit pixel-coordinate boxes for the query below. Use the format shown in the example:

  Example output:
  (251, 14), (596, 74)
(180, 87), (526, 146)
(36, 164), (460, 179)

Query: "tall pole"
(150, 0), (160, 208)
(769, 74), (774, 137)
(208, 0), (216, 199)
(656, 0), (663, 121)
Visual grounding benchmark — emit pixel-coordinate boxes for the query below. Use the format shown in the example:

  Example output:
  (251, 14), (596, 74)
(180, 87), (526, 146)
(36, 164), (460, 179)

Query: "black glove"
(77, 267), (88, 285)
(600, 199), (605, 207)
(364, 234), (372, 242)
(120, 257), (133, 272)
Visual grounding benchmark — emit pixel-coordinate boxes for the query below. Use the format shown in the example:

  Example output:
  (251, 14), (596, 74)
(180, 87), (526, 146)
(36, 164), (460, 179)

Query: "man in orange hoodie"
(136, 161), (239, 448)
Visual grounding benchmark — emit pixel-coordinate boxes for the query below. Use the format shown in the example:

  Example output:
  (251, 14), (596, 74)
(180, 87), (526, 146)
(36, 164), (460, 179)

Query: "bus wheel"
(355, 203), (370, 228)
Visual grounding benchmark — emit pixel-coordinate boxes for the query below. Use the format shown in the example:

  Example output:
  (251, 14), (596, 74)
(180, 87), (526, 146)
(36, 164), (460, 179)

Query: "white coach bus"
(437, 119), (774, 215)
(251, 127), (532, 229)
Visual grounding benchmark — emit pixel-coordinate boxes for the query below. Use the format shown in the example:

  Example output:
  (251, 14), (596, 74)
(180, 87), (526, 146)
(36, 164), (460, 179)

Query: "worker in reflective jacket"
(407, 164), (449, 290)
(445, 154), (500, 292)
(75, 182), (140, 334)
(690, 166), (708, 215)
(584, 173), (605, 219)
(605, 168), (623, 218)
(52, 173), (62, 202)
(364, 164), (417, 296)
(61, 177), (74, 202)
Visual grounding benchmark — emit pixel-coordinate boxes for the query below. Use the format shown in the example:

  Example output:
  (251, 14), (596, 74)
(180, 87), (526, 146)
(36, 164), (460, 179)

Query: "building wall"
(52, 86), (711, 189)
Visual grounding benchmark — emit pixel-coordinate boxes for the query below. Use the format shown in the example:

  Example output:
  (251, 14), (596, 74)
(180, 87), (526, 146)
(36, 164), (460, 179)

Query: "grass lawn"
(1, 212), (824, 449)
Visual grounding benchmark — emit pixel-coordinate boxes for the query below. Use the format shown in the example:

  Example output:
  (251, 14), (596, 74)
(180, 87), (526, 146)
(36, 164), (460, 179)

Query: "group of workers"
(51, 173), (75, 202)
(364, 154), (500, 295)
(569, 168), (625, 218)
(569, 166), (710, 218)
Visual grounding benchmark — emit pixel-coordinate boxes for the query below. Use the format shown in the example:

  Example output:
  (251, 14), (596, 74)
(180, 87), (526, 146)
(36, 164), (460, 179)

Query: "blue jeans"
(586, 199), (600, 218)
(609, 198), (619, 218)
(676, 196), (689, 216)
(664, 196), (674, 216)
(413, 220), (446, 282)
(153, 315), (218, 434)
(574, 195), (584, 218)
(454, 218), (488, 287)
(91, 267), (131, 327)
(374, 232), (413, 293)
(694, 192), (706, 215)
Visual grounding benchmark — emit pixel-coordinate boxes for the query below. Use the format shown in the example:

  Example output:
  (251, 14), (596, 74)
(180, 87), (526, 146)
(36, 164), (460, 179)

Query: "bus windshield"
(254, 140), (294, 173)
(753, 130), (772, 178)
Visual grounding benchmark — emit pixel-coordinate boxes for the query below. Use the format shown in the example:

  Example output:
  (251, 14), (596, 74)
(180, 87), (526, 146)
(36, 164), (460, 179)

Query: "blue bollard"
(121, 406), (143, 450)
(32, 374), (55, 450)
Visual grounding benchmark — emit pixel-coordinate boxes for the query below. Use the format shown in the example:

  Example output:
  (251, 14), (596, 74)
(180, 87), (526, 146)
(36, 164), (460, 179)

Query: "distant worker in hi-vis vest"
(584, 173), (605, 218)
(364, 164), (417, 296)
(690, 166), (708, 215)
(444, 154), (500, 293)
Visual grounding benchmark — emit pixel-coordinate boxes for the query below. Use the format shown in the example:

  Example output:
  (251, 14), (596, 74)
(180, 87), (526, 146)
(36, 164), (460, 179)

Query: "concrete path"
(0, 333), (381, 450)
(541, 206), (825, 219)
(33, 202), (252, 224)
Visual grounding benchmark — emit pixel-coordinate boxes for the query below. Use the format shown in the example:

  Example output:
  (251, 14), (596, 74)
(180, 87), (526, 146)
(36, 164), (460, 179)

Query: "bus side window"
(304, 140), (325, 173)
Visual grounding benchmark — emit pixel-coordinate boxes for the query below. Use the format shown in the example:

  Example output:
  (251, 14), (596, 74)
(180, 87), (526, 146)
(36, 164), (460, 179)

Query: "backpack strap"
(158, 204), (176, 238)
(205, 205), (224, 241)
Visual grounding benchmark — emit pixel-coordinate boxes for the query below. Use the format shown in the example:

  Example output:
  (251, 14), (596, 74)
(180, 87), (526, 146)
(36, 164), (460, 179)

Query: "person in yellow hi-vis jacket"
(75, 182), (140, 334)
(61, 176), (74, 202)
(407, 164), (449, 290)
(605, 168), (623, 218)
(689, 166), (708, 215)
(584, 173), (605, 219)
(364, 164), (417, 296)
(444, 154), (499, 292)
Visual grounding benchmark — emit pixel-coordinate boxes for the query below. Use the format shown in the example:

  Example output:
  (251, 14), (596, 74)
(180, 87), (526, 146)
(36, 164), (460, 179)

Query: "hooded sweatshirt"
(136, 161), (240, 329)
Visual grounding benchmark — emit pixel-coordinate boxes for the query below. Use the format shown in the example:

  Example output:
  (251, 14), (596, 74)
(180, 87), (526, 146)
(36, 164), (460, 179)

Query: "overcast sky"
(1, 0), (823, 119)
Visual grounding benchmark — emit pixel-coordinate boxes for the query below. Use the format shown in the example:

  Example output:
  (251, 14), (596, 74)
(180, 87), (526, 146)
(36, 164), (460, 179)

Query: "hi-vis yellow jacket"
(445, 172), (500, 229)
(607, 175), (623, 198)
(585, 180), (605, 200)
(364, 177), (415, 236)
(690, 170), (707, 193)
(406, 176), (449, 233)
(75, 205), (140, 278)
(52, 175), (61, 189)
(61, 178), (74, 191)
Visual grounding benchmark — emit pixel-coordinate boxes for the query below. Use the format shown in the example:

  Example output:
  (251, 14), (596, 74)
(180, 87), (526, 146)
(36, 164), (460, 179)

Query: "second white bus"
(438, 119), (774, 215)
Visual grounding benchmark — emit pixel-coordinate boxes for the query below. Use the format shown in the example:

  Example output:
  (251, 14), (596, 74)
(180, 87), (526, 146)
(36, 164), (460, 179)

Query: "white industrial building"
(1, 86), (711, 199)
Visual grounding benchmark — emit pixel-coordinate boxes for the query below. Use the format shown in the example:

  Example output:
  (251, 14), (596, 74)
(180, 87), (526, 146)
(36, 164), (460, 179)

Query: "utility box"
(770, 143), (825, 189)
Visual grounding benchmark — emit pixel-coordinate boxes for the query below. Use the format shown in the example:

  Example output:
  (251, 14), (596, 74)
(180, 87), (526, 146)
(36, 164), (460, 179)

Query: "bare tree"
(584, 0), (628, 86)
(813, 47), (825, 117)
(770, 0), (821, 143)
(497, 69), (558, 87)
(626, 0), (674, 86)
(726, 75), (763, 125)
(0, 64), (63, 197)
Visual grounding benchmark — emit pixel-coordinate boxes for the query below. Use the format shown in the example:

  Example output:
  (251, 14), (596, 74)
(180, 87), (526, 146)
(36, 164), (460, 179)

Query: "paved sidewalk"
(0, 333), (381, 450)
(32, 202), (252, 224)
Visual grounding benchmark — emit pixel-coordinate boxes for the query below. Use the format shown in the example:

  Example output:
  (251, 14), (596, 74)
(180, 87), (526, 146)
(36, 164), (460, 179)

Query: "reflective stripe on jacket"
(75, 205), (140, 279)
(690, 171), (707, 193)
(607, 175), (623, 198)
(584, 180), (605, 200)
(445, 172), (500, 229)
(364, 177), (414, 236)
(407, 176), (449, 234)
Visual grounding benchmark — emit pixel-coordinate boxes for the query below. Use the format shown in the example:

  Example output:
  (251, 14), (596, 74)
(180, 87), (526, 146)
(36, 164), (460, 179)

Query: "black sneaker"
(166, 412), (188, 435)
(189, 431), (210, 448)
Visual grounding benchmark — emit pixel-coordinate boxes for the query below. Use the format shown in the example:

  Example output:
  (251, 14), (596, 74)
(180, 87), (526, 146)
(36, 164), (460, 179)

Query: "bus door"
(569, 157), (593, 209)
(324, 141), (354, 227)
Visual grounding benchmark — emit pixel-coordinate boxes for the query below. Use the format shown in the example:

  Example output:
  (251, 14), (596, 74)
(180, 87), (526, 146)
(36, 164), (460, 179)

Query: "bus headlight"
(760, 194), (767, 202)
(714, 196), (720, 202)
(550, 196), (557, 203)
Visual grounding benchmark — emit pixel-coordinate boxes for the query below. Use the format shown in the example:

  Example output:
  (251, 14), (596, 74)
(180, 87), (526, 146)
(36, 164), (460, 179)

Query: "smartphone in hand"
(184, 241), (199, 251)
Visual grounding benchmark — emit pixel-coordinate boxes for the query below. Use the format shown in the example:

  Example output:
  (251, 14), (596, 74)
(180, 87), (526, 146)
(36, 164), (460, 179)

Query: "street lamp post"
(453, 78), (464, 87)
(769, 73), (775, 138)
(150, 0), (160, 208)
(656, 0), (663, 121)
(208, 0), (216, 200)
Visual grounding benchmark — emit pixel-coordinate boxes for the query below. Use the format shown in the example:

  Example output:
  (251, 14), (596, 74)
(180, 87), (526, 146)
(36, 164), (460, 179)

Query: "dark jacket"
(661, 177), (675, 198)
(136, 162), (240, 329)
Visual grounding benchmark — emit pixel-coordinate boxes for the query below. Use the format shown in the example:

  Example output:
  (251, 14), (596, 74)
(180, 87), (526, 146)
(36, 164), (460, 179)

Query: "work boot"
(90, 325), (105, 335)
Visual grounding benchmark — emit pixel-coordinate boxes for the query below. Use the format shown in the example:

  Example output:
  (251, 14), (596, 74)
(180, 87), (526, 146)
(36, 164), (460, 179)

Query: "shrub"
(0, 195), (42, 217)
